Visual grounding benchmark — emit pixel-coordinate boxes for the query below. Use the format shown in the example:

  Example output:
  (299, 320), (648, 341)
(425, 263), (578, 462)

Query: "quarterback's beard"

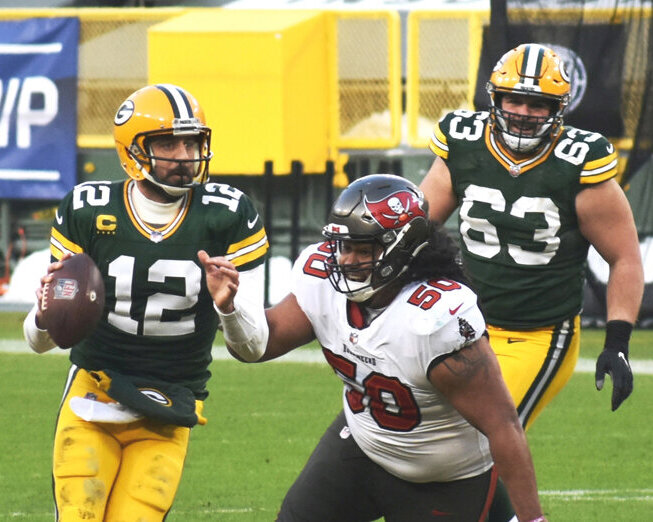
(144, 164), (196, 198)
(165, 165), (195, 187)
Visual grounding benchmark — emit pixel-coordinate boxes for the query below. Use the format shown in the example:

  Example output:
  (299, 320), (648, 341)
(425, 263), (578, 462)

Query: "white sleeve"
(215, 264), (269, 362)
(23, 304), (57, 354)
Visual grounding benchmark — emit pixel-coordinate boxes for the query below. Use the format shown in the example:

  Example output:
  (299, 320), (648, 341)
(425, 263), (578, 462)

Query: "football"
(40, 253), (105, 348)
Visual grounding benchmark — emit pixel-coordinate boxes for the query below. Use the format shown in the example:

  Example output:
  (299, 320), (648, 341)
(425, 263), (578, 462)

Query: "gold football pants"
(488, 316), (580, 431)
(52, 366), (197, 522)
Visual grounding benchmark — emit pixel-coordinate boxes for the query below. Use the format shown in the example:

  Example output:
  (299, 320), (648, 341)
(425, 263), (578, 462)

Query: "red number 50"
(408, 279), (461, 310)
(323, 348), (421, 432)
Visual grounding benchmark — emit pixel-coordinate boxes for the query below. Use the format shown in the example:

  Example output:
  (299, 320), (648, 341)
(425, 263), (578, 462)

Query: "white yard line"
(6, 490), (651, 520)
(540, 488), (653, 502)
(1, 340), (653, 374)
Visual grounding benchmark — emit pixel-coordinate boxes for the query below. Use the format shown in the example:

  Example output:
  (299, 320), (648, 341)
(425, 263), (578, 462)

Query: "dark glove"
(595, 320), (634, 411)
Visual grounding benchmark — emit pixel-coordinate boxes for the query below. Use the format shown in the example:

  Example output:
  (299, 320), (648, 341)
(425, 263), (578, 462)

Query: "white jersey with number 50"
(292, 242), (493, 483)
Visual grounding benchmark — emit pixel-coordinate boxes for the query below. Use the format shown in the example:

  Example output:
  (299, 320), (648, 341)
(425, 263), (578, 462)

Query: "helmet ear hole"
(381, 231), (396, 244)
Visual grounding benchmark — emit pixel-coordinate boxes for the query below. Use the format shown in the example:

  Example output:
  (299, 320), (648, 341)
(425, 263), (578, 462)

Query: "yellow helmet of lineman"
(486, 43), (570, 153)
(113, 84), (212, 196)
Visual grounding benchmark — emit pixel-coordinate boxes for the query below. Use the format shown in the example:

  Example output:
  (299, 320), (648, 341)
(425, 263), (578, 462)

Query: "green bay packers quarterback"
(23, 84), (269, 521)
(420, 43), (643, 522)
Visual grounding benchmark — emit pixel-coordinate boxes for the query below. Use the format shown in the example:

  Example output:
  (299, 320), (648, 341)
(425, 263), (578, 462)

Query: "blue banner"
(0, 17), (79, 200)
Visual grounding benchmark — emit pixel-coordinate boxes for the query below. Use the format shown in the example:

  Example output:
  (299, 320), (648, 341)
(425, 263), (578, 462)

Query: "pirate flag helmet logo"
(364, 190), (427, 229)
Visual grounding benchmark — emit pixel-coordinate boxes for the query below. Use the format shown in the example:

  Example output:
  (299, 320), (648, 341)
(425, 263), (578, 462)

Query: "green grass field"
(1, 312), (652, 520)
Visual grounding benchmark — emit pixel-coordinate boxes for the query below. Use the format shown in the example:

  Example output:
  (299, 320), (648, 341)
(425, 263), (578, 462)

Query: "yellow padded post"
(148, 9), (329, 175)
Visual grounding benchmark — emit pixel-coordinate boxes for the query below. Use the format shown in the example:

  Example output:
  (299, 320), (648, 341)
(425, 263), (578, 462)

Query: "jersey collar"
(123, 180), (192, 242)
(485, 125), (560, 177)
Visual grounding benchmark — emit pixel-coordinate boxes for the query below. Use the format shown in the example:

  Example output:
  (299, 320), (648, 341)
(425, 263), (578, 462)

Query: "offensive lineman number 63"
(448, 110), (602, 266)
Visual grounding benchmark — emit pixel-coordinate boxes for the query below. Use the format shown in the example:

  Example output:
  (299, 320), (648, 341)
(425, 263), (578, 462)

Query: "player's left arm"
(198, 249), (314, 362)
(429, 337), (546, 522)
(198, 250), (269, 362)
(576, 178), (644, 410)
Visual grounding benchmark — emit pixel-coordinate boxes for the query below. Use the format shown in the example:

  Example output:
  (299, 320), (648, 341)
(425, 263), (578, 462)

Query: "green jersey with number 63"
(429, 109), (618, 328)
(49, 180), (269, 398)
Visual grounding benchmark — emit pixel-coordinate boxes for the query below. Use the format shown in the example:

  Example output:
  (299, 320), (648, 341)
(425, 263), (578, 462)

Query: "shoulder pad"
(557, 127), (618, 184)
(392, 280), (486, 358)
(397, 279), (483, 336)
(292, 242), (333, 285)
(438, 110), (489, 143)
(291, 242), (335, 310)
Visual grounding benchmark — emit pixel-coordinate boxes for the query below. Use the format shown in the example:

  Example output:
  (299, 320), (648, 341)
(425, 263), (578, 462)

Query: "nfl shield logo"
(53, 278), (79, 300)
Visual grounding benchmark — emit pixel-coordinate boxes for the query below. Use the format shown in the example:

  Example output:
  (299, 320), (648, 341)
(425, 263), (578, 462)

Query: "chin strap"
(142, 171), (191, 197)
(132, 152), (191, 197)
(500, 131), (543, 154)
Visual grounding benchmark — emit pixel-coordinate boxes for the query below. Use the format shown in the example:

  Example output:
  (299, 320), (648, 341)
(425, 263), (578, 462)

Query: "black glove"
(595, 320), (634, 411)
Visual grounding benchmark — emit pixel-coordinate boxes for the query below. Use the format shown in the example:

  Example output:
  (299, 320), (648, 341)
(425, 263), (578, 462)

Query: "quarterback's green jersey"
(429, 109), (618, 328)
(50, 180), (269, 398)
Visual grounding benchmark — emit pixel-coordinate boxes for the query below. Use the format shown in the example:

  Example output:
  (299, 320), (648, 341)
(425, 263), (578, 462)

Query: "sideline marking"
(1, 340), (653, 374)
(540, 488), (653, 502)
(5, 491), (651, 519)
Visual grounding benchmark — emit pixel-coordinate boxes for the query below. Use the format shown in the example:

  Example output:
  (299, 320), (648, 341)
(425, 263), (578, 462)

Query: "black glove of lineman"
(595, 320), (634, 411)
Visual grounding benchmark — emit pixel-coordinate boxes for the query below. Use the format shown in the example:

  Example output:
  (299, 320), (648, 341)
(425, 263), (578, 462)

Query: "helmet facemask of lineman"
(486, 43), (570, 154)
(113, 84), (213, 197)
(322, 174), (430, 303)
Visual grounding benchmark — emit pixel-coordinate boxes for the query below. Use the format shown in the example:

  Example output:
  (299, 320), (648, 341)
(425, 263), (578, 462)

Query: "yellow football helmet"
(114, 84), (212, 196)
(486, 43), (570, 153)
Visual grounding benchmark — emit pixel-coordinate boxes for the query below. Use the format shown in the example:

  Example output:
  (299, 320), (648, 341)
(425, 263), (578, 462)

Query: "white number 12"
(107, 256), (201, 336)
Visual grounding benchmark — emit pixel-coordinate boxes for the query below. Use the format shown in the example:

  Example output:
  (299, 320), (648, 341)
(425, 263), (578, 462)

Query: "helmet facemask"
(324, 230), (418, 303)
(133, 128), (212, 197)
(489, 90), (564, 154)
